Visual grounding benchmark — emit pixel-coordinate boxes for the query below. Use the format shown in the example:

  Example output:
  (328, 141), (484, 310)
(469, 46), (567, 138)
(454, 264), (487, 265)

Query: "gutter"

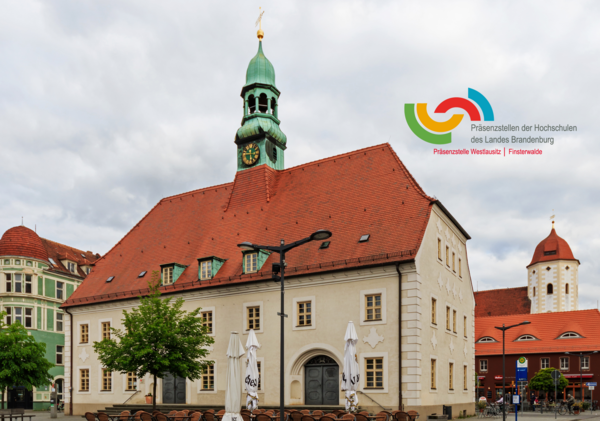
(64, 307), (73, 416)
(396, 263), (403, 410)
(432, 200), (471, 240)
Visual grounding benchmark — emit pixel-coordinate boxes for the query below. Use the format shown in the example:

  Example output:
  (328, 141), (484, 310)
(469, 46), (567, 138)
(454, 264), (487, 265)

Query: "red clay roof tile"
(63, 143), (444, 307)
(475, 287), (531, 317)
(0, 226), (48, 262)
(528, 227), (578, 267)
(475, 309), (600, 355)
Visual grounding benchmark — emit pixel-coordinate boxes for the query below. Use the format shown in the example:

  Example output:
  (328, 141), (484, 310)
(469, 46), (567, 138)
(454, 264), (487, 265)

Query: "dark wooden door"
(163, 373), (186, 404)
(304, 356), (339, 405)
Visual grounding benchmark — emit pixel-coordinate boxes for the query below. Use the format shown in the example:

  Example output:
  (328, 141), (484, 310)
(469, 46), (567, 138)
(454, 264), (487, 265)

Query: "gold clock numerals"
(242, 143), (260, 166)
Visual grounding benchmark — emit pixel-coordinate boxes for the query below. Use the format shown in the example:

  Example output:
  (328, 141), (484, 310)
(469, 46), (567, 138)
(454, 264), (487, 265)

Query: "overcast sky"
(1, 1), (599, 309)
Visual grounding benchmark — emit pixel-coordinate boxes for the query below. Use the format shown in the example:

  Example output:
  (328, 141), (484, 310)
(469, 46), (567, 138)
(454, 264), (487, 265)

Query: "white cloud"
(1, 0), (599, 307)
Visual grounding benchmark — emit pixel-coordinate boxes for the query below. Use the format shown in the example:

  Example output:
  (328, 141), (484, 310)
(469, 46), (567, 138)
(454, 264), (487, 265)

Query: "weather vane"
(256, 7), (265, 40)
(550, 209), (555, 228)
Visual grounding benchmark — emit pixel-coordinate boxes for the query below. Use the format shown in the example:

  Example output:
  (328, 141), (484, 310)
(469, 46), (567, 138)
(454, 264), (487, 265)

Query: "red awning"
(564, 374), (593, 379)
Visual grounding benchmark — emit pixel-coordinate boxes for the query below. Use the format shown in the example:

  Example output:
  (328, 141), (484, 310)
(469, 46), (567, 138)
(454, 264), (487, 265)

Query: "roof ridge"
(161, 181), (234, 202)
(284, 143), (390, 172)
(476, 308), (600, 319)
(386, 144), (435, 202)
(475, 286), (528, 294)
(40, 237), (95, 257)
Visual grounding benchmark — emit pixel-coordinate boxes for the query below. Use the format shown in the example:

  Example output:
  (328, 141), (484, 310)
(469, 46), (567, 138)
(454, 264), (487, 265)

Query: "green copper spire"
(235, 39), (287, 172)
(245, 42), (276, 88)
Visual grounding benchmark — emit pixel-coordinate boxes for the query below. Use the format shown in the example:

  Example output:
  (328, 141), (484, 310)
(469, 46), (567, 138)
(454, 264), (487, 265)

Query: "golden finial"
(255, 7), (265, 40)
(550, 209), (555, 229)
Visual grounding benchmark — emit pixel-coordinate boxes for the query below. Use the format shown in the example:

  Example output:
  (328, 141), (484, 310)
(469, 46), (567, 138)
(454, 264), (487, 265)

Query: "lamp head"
(237, 242), (255, 251)
(520, 321), (531, 325)
(310, 229), (332, 241)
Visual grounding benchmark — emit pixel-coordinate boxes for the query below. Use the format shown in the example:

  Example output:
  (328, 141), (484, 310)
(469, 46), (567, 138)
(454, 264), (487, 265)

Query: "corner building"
(62, 35), (476, 416)
(0, 225), (99, 409)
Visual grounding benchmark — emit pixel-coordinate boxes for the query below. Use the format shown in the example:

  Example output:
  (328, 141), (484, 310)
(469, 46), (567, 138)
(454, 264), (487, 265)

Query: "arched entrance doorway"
(163, 373), (186, 404)
(305, 355), (339, 405)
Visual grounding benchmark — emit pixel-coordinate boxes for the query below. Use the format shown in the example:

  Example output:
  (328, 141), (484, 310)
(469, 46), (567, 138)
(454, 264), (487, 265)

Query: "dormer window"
(515, 335), (538, 341)
(197, 256), (226, 281)
(543, 250), (557, 256)
(244, 253), (258, 274)
(162, 266), (174, 285)
(26, 261), (33, 267)
(15, 259), (21, 265)
(160, 263), (188, 285)
(65, 261), (76, 273)
(477, 337), (498, 343)
(558, 332), (583, 339)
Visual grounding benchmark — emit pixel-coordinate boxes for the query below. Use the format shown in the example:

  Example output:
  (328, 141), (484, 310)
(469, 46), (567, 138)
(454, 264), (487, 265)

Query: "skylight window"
(49, 258), (57, 266)
(359, 234), (370, 243)
(319, 241), (330, 249)
(558, 332), (582, 339)
(81, 253), (87, 258)
(477, 337), (497, 343)
(106, 276), (114, 283)
(138, 271), (147, 278)
(515, 335), (538, 341)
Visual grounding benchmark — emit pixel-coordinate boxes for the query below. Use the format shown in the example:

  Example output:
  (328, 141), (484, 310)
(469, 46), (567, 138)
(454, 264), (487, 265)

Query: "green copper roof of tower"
(236, 115), (287, 145)
(245, 42), (276, 87)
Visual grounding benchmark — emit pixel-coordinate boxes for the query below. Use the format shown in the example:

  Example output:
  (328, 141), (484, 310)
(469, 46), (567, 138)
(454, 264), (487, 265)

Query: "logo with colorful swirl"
(405, 88), (494, 144)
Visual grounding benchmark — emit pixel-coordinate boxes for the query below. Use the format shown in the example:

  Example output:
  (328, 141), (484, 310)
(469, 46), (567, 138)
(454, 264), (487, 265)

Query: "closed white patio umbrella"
(341, 321), (360, 413)
(245, 329), (261, 411)
(223, 331), (245, 421)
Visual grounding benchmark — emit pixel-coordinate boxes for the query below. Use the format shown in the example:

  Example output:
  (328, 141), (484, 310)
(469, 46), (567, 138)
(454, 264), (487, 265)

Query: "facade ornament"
(79, 348), (90, 363)
(438, 273), (444, 290)
(437, 219), (443, 233)
(446, 278), (452, 294)
(464, 343), (468, 357)
(449, 338), (455, 354)
(459, 289), (464, 302)
(431, 331), (437, 350)
(452, 283), (457, 298)
(363, 327), (384, 349)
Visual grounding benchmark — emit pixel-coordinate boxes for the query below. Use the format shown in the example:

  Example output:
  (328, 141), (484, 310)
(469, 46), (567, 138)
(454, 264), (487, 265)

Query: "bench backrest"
(12, 409), (25, 415)
(0, 410), (11, 415)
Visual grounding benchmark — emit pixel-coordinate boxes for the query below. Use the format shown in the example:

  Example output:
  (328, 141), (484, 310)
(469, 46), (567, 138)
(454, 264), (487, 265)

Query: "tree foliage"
(0, 312), (54, 408)
(93, 272), (214, 408)
(529, 367), (569, 394)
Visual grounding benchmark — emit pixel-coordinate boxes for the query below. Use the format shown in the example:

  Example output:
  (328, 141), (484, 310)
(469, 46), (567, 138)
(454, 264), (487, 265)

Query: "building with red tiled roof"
(61, 34), (476, 417)
(474, 287), (530, 317)
(474, 223), (579, 317)
(0, 225), (99, 409)
(475, 310), (600, 402)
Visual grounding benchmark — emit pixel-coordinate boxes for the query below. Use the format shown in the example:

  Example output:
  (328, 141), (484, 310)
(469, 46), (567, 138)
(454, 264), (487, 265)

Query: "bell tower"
(527, 221), (580, 313)
(235, 26), (287, 172)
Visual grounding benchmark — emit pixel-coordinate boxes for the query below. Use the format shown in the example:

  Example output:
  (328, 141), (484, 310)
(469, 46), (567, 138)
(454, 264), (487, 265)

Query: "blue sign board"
(516, 356), (528, 382)
(587, 382), (597, 387)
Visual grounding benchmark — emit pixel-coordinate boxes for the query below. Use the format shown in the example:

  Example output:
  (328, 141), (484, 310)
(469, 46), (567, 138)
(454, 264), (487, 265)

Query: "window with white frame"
(101, 368), (112, 391)
(365, 357), (384, 389)
(581, 356), (590, 370)
(25, 275), (32, 293)
(14, 307), (23, 324)
(558, 332), (582, 339)
(560, 357), (569, 370)
(480, 360), (488, 372)
(15, 259), (21, 265)
(477, 337), (497, 343)
(541, 358), (550, 369)
(5, 273), (11, 292)
(516, 335), (538, 341)
(5, 307), (12, 325)
(56, 282), (64, 300)
(201, 364), (215, 390)
(365, 294), (382, 321)
(14, 274), (22, 293)
(56, 345), (64, 365)
(56, 313), (64, 332)
(80, 369), (90, 391)
(431, 359), (437, 390)
(24, 308), (32, 328)
(449, 362), (454, 390)
(247, 306), (260, 330)
(67, 262), (76, 273)
(431, 298), (437, 325)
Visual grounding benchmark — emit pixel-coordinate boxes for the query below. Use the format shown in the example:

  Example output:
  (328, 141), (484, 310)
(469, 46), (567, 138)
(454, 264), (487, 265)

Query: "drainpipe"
(64, 308), (74, 416)
(396, 264), (403, 410)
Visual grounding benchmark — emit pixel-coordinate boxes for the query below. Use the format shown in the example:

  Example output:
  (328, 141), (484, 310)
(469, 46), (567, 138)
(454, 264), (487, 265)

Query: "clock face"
(242, 143), (260, 166)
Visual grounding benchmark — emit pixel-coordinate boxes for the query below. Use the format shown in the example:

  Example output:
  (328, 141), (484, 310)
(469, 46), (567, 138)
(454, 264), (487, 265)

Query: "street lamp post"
(565, 351), (598, 404)
(495, 321), (531, 421)
(238, 229), (332, 421)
